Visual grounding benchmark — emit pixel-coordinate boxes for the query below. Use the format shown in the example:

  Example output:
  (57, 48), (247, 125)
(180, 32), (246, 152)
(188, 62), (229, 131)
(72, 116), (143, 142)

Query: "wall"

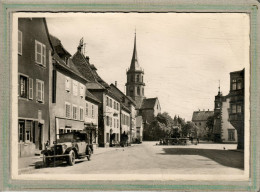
(221, 98), (237, 143)
(18, 18), (52, 157)
(51, 70), (86, 140)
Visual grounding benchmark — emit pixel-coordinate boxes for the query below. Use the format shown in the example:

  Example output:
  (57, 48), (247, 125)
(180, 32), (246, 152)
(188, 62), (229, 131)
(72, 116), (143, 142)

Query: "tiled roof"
(85, 89), (100, 104)
(140, 98), (158, 110)
(72, 51), (97, 82)
(110, 84), (136, 106)
(49, 34), (71, 56)
(52, 53), (87, 82)
(192, 111), (214, 121)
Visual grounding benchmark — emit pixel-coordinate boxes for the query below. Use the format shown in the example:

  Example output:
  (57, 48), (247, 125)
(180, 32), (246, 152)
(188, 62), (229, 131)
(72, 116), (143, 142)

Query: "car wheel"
(67, 150), (75, 166)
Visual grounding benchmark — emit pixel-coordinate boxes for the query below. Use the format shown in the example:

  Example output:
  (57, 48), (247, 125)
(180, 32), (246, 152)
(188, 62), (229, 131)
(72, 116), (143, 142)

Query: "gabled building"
(72, 43), (121, 147)
(49, 35), (90, 144)
(18, 18), (53, 157)
(139, 98), (161, 125)
(109, 83), (137, 143)
(192, 110), (214, 139)
(228, 69), (244, 149)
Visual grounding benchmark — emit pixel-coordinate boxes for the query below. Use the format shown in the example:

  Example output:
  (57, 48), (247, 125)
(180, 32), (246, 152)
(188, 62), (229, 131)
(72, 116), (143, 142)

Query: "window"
(19, 75), (28, 98)
(59, 128), (64, 134)
(142, 88), (144, 96)
(91, 105), (94, 118)
(114, 101), (116, 109)
(106, 116), (109, 126)
(117, 119), (119, 128)
(110, 99), (112, 108)
(142, 76), (143, 82)
(36, 79), (44, 103)
(85, 103), (89, 116)
(18, 120), (25, 142)
(137, 75), (139, 82)
(114, 119), (116, 128)
(131, 75), (134, 82)
(72, 105), (77, 119)
(130, 87), (134, 96)
(117, 103), (119, 110)
(35, 40), (46, 66)
(231, 104), (236, 114)
(65, 103), (71, 118)
(65, 77), (71, 92)
(237, 105), (242, 113)
(232, 79), (237, 90)
(29, 78), (33, 100)
(80, 107), (84, 120)
(65, 57), (68, 65)
(237, 79), (242, 89)
(228, 129), (235, 141)
(106, 96), (109, 106)
(73, 80), (78, 96)
(18, 120), (33, 143)
(137, 87), (140, 95)
(79, 84), (84, 97)
(18, 30), (22, 55)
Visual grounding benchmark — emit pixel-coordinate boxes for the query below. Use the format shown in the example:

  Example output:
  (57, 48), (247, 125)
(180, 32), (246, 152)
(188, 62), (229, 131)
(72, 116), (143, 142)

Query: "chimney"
(208, 109), (209, 111)
(115, 81), (117, 87)
(86, 56), (90, 62)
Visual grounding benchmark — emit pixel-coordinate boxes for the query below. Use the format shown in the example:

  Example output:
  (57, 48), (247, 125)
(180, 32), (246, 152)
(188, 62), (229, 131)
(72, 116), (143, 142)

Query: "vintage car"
(41, 131), (93, 167)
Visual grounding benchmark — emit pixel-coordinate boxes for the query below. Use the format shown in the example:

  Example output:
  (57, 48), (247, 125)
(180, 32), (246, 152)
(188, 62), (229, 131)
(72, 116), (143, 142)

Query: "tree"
(206, 115), (214, 141)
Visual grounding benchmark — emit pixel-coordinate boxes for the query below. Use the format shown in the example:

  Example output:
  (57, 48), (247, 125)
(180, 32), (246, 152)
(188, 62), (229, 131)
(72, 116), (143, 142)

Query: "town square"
(16, 13), (247, 176)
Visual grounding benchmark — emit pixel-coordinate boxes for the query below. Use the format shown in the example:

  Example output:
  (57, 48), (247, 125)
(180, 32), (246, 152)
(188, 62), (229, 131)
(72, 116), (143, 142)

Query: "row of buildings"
(192, 69), (244, 149)
(18, 18), (161, 157)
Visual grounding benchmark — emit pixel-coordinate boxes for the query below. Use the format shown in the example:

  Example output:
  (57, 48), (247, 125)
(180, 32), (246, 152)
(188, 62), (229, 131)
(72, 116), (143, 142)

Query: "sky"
(46, 13), (249, 121)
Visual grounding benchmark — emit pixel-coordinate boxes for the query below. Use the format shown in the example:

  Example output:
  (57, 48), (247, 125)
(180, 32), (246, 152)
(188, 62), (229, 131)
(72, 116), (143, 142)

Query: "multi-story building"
(192, 110), (214, 139)
(121, 104), (131, 144)
(109, 83), (138, 143)
(18, 18), (53, 157)
(49, 35), (89, 144)
(72, 43), (120, 147)
(228, 69), (244, 149)
(221, 96), (237, 143)
(213, 86), (237, 143)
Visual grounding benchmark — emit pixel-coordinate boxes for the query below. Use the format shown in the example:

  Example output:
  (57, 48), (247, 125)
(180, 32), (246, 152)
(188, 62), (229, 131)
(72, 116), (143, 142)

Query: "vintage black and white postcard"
(1, 1), (260, 191)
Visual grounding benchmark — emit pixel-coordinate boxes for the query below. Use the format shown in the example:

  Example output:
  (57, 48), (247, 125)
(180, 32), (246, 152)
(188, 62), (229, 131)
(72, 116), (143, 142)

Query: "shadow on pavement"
(161, 148), (244, 170)
(34, 159), (88, 169)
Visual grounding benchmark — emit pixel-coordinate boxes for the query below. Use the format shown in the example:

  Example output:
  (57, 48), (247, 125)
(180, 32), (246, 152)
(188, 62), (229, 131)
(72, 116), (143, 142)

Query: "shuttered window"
(35, 40), (46, 66)
(18, 30), (22, 55)
(29, 78), (33, 100)
(36, 79), (44, 103)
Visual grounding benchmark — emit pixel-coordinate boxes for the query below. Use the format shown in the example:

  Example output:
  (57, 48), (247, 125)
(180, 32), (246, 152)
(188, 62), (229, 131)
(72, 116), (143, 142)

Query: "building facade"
(49, 35), (89, 144)
(228, 69), (244, 149)
(192, 110), (214, 139)
(18, 18), (53, 157)
(72, 44), (120, 147)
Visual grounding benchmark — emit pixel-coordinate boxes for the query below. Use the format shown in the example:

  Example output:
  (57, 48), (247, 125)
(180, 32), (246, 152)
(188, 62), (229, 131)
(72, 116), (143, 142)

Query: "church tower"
(125, 32), (145, 109)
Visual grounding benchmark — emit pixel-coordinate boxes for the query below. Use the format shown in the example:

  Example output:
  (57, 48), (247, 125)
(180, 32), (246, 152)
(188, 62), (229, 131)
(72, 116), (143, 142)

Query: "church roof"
(129, 33), (142, 71)
(192, 110), (214, 122)
(140, 98), (158, 110)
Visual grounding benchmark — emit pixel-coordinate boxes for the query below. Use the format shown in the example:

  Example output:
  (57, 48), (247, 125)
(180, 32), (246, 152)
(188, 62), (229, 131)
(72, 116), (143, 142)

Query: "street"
(26, 142), (244, 175)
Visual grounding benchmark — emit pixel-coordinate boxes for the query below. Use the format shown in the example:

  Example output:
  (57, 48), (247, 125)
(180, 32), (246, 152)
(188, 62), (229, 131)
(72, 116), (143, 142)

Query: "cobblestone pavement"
(24, 141), (244, 175)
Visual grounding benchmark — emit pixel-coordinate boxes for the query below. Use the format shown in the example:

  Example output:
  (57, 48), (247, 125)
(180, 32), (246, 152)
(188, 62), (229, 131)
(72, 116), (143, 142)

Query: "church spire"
(130, 30), (141, 71)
